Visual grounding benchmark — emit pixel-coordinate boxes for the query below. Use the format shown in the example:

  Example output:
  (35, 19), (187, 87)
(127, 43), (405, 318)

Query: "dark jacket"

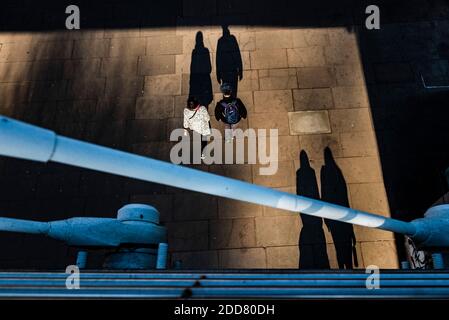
(214, 97), (247, 123)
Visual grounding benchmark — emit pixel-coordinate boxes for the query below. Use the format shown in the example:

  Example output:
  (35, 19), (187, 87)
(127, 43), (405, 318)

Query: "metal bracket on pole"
(0, 203), (167, 270)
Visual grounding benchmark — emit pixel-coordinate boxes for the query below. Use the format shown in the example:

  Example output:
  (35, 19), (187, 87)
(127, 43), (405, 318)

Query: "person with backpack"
(183, 96), (211, 160)
(214, 83), (247, 143)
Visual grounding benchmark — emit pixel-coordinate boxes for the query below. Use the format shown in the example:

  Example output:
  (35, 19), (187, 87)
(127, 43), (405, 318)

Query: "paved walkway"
(7, 1), (445, 269)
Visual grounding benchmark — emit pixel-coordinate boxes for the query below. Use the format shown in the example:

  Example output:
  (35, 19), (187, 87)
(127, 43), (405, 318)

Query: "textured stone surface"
(297, 67), (336, 88)
(135, 96), (175, 119)
(253, 90), (293, 113)
(331, 86), (369, 109)
(266, 246), (299, 268)
(329, 108), (372, 133)
(100, 58), (138, 77)
(166, 221), (209, 251)
(299, 134), (342, 159)
(217, 199), (263, 219)
(255, 216), (301, 246)
(173, 193), (218, 221)
(138, 55), (176, 76)
(132, 141), (175, 162)
(144, 74), (181, 95)
(250, 49), (288, 69)
(340, 131), (377, 157)
(293, 88), (334, 110)
(348, 183), (390, 216)
(219, 248), (267, 268)
(275, 135), (301, 161)
(335, 157), (383, 184)
(252, 161), (296, 188)
(360, 241), (399, 268)
(325, 44), (361, 65)
(210, 218), (256, 249)
(109, 37), (146, 57)
(335, 65), (365, 86)
(287, 47), (326, 67)
(259, 68), (298, 90)
(0, 7), (405, 270)
(288, 110), (332, 135)
(146, 36), (183, 55)
(104, 77), (144, 98)
(255, 31), (293, 49)
(249, 113), (290, 136)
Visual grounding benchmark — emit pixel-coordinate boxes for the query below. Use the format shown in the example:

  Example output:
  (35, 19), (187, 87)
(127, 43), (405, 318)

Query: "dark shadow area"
(357, 19), (449, 259)
(296, 150), (330, 269)
(3, 0), (448, 31)
(0, 0), (356, 31)
(216, 25), (242, 97)
(0, 28), (167, 270)
(189, 31), (213, 107)
(321, 148), (357, 269)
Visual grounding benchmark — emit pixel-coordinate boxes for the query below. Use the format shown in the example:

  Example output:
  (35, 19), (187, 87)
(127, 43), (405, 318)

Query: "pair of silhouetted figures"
(189, 26), (242, 107)
(297, 147), (358, 269)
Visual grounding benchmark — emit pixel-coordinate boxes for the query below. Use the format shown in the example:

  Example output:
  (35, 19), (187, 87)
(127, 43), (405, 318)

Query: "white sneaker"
(201, 153), (206, 160)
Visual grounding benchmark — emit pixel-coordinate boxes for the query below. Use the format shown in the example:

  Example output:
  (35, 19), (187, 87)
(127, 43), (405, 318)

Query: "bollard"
(173, 260), (183, 270)
(432, 253), (445, 269)
(76, 251), (88, 269)
(156, 243), (168, 269)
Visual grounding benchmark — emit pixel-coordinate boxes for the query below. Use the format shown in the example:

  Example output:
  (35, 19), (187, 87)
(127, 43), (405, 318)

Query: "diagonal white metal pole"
(0, 116), (419, 237)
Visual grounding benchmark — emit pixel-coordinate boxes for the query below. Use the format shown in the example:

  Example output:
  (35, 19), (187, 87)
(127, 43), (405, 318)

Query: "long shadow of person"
(216, 25), (243, 97)
(297, 150), (330, 269)
(320, 147), (358, 269)
(189, 31), (213, 107)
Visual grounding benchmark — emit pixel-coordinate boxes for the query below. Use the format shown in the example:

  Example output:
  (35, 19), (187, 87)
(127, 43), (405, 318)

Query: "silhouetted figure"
(216, 25), (243, 97)
(320, 147), (358, 269)
(189, 31), (213, 107)
(297, 150), (330, 269)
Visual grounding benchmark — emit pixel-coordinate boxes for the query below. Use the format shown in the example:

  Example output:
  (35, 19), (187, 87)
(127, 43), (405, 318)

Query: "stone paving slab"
(329, 108), (373, 133)
(250, 49), (288, 69)
(104, 77), (144, 98)
(297, 66), (336, 88)
(360, 241), (398, 269)
(166, 220), (209, 251)
(298, 133), (343, 159)
(217, 199), (263, 219)
(331, 85), (369, 109)
(255, 216), (301, 247)
(266, 246), (299, 268)
(259, 68), (298, 90)
(210, 218), (256, 249)
(219, 248), (267, 268)
(287, 47), (327, 67)
(144, 74), (182, 95)
(138, 55), (176, 76)
(253, 90), (293, 113)
(293, 88), (334, 110)
(288, 110), (332, 135)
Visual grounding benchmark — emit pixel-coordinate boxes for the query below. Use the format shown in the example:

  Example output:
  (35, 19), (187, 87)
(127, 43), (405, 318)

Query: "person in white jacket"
(183, 96), (211, 160)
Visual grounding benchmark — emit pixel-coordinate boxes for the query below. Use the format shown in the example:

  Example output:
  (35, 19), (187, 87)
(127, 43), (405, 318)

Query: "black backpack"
(221, 100), (240, 124)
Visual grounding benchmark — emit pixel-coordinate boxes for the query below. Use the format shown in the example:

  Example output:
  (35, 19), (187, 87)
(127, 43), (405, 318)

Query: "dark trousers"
(189, 130), (208, 155)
